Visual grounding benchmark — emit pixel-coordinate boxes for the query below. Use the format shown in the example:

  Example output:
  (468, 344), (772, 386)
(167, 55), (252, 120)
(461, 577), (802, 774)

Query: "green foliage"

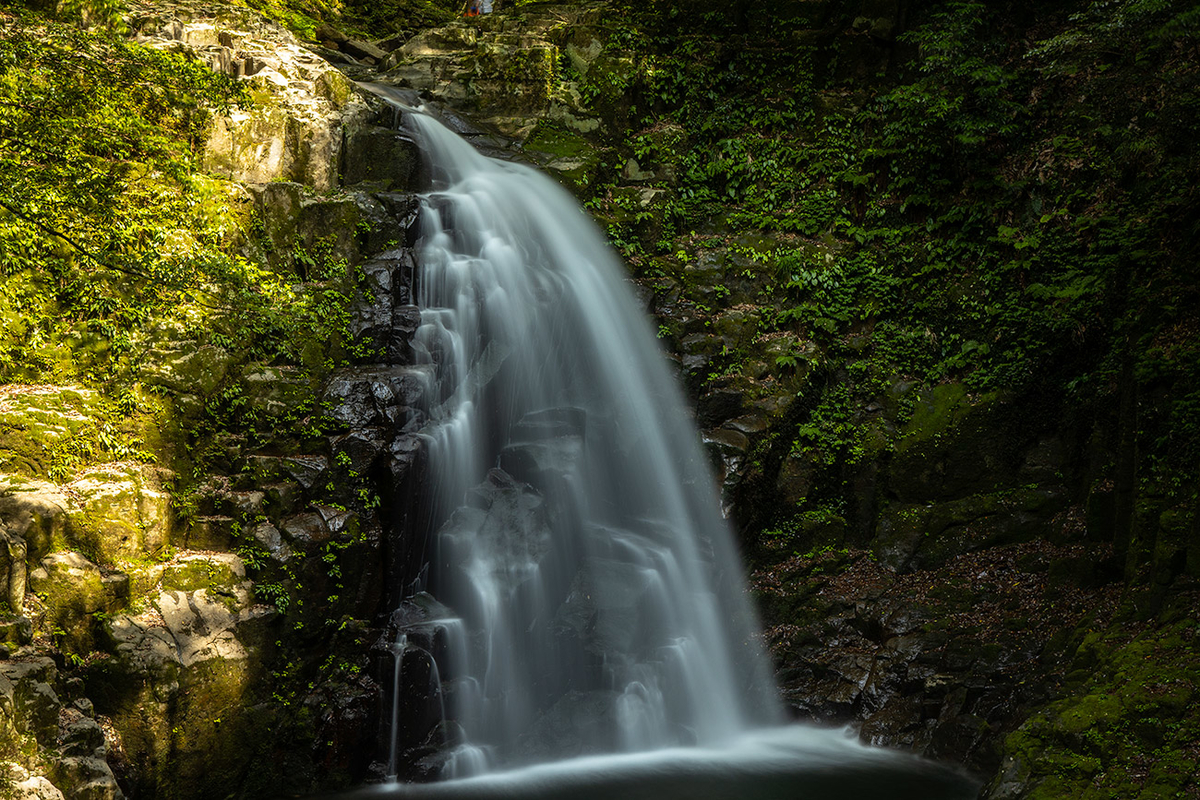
(0, 15), (369, 472)
(582, 0), (1198, 524)
(0, 15), (245, 381)
(0, 16), (243, 274)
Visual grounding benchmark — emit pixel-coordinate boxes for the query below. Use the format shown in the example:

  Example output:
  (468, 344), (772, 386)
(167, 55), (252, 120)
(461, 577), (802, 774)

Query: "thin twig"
(0, 198), (148, 279)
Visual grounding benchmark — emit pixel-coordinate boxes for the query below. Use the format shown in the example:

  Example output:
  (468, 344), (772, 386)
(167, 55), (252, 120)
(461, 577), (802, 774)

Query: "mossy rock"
(0, 387), (105, 478)
(161, 555), (245, 597)
(889, 383), (1023, 502)
(66, 464), (171, 565)
(27, 551), (108, 653)
(92, 652), (270, 800)
(0, 476), (72, 563)
(875, 487), (1066, 570)
(523, 121), (604, 195)
(239, 364), (316, 419)
(138, 342), (234, 399)
(990, 620), (1200, 799)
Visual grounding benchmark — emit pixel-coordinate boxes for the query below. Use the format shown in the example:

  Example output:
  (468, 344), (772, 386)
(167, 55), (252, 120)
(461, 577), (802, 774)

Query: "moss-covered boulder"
(66, 466), (171, 566)
(2, 767), (66, 800)
(0, 477), (71, 565)
(0, 387), (105, 479)
(889, 383), (1023, 503)
(160, 554), (247, 602)
(87, 551), (276, 799)
(522, 122), (605, 195)
(148, 12), (374, 193)
(875, 487), (1068, 570)
(28, 552), (108, 653)
(137, 342), (233, 402)
(988, 620), (1200, 799)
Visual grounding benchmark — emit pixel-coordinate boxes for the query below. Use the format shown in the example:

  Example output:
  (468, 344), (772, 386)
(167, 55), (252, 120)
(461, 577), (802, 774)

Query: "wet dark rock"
(344, 126), (418, 190)
(331, 429), (387, 475)
(308, 672), (382, 783)
(342, 38), (388, 62)
(697, 389), (744, 427)
(247, 454), (330, 490)
(512, 407), (587, 441)
(390, 591), (454, 632)
(263, 481), (304, 517)
(388, 305), (423, 362)
(315, 505), (357, 536)
(375, 195), (423, 249)
(250, 521), (294, 563)
(518, 690), (619, 762)
(754, 539), (1125, 782)
(728, 412), (770, 434)
(449, 471), (552, 568)
(378, 644), (448, 776)
(325, 366), (432, 429)
(499, 438), (584, 492)
(281, 512), (331, 545)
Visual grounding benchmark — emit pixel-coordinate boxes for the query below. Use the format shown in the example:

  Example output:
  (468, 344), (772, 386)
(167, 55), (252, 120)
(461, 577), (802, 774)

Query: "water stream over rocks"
(348, 84), (977, 797)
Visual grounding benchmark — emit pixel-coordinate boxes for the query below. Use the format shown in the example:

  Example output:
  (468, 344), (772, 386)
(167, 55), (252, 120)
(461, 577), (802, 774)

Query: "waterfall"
(362, 91), (779, 774)
(353, 88), (975, 800)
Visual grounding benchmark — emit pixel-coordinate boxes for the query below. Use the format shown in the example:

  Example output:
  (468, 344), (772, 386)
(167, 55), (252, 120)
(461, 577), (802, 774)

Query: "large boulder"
(323, 365), (433, 430)
(874, 488), (1069, 571)
(888, 383), (1023, 503)
(3, 768), (66, 800)
(86, 553), (276, 799)
(135, 12), (375, 193)
(27, 552), (123, 653)
(0, 477), (72, 562)
(66, 465), (171, 565)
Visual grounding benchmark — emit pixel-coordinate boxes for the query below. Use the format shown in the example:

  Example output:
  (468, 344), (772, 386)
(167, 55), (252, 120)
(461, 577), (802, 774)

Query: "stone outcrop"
(0, 3), (427, 796)
(126, 0), (369, 192)
(378, 4), (609, 140)
(0, 656), (124, 800)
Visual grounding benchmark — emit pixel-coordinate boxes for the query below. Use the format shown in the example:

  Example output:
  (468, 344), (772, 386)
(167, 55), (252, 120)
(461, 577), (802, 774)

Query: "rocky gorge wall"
(342, 1), (1200, 797)
(0, 2), (442, 796)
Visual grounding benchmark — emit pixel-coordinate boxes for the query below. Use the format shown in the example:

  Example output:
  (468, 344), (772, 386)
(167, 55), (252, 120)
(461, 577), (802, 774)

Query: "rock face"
(128, 2), (370, 192)
(0, 2), (433, 797)
(0, 657), (125, 800)
(378, 4), (609, 139)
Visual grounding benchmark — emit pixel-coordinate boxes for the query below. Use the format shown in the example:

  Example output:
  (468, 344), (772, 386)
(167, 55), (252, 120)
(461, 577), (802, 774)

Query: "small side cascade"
(385, 632), (408, 781)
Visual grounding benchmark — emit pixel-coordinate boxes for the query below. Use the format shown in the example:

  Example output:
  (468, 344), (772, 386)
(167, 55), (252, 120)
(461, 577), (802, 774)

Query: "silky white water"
(347, 86), (977, 799)
(384, 98), (780, 773)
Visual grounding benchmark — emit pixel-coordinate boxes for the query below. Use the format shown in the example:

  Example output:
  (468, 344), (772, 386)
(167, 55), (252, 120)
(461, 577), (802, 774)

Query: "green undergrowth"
(231, 0), (457, 41)
(553, 0), (1199, 573)
(0, 13), (368, 480)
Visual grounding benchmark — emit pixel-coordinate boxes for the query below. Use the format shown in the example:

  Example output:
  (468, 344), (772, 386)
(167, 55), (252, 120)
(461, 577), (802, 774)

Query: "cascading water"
(357, 85), (976, 799)
(407, 101), (779, 769)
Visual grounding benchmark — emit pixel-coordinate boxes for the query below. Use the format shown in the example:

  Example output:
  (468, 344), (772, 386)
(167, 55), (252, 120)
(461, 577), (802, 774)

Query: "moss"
(896, 383), (973, 449)
(161, 558), (242, 596)
(992, 620), (1200, 798)
(523, 121), (604, 194)
(28, 553), (107, 653)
